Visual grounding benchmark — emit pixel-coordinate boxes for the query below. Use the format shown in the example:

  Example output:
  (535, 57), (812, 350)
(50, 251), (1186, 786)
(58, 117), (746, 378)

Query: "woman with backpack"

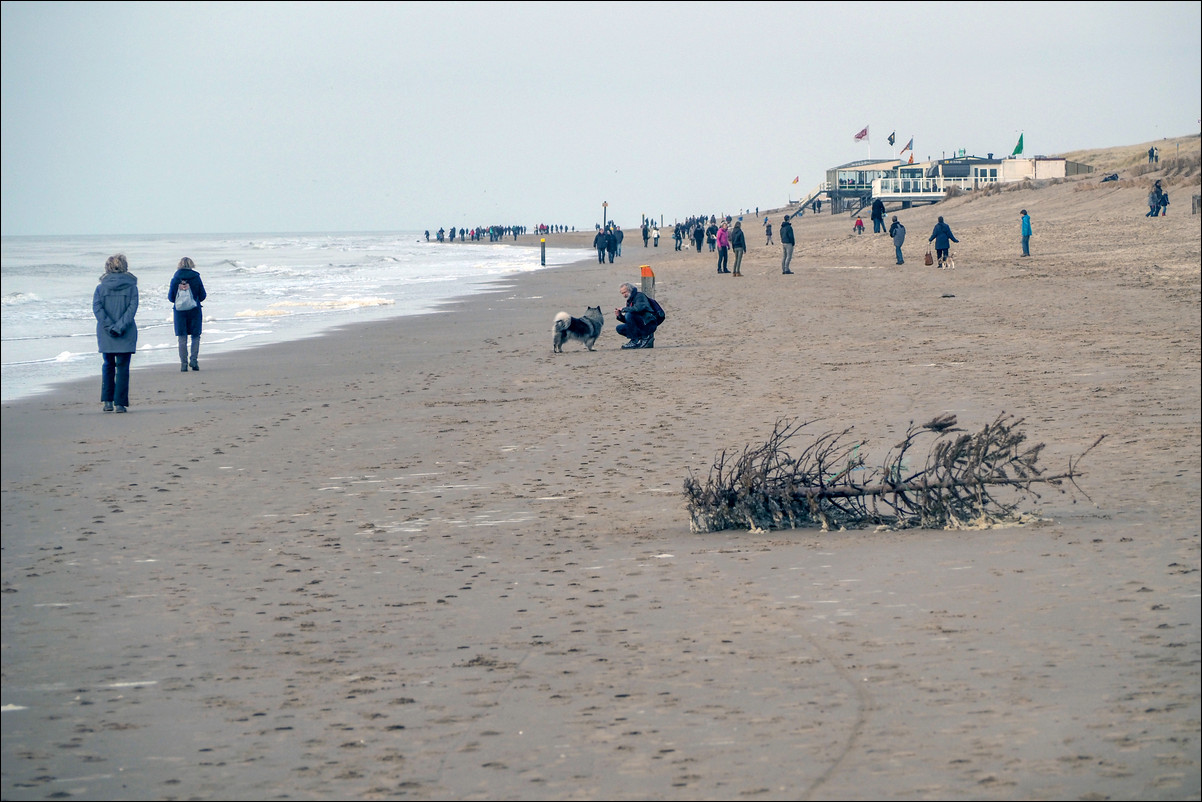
(168, 257), (207, 371)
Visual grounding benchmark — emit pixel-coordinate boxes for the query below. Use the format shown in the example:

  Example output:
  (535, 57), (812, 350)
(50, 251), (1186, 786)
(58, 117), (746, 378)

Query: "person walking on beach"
(764, 218), (773, 245)
(614, 225), (624, 256)
(168, 257), (207, 371)
(715, 221), (731, 273)
(854, 217), (865, 235)
(706, 221), (718, 252)
(673, 223), (683, 251)
(693, 223), (704, 252)
(891, 217), (906, 265)
(730, 220), (746, 276)
(928, 216), (959, 269)
(870, 198), (886, 233)
(642, 222), (650, 247)
(1020, 209), (1032, 257)
(779, 214), (795, 274)
(93, 254), (139, 413)
(614, 282), (657, 349)
(605, 228), (618, 263)
(593, 228), (607, 263)
(652, 225), (660, 247)
(1146, 181), (1163, 218)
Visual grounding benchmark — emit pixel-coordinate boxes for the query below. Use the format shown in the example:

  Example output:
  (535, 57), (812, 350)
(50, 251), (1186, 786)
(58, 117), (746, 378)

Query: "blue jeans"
(873, 218), (883, 233)
(1021, 235), (1030, 256)
(895, 245), (904, 264)
(101, 352), (132, 407)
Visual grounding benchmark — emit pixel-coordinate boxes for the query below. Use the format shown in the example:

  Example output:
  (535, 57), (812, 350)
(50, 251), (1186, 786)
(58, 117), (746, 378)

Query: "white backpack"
(175, 280), (197, 311)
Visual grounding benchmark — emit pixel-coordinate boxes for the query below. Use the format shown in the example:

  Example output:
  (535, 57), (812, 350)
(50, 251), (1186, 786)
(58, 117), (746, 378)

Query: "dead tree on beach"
(683, 413), (1103, 533)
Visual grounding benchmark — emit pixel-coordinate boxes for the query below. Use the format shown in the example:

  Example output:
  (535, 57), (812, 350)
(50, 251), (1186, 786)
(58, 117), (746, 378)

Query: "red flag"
(791, 176), (799, 184)
(853, 126), (869, 142)
(908, 153), (914, 164)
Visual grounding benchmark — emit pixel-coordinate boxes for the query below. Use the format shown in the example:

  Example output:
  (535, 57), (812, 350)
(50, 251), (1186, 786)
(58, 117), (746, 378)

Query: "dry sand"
(2, 140), (1200, 800)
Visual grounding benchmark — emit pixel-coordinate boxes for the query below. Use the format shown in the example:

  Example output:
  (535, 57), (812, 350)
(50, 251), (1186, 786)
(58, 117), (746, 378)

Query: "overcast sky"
(3, 1), (1199, 236)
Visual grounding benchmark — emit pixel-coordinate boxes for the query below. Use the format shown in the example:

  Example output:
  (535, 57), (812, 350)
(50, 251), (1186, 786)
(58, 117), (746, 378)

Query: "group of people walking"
(1147, 181), (1170, 217)
(92, 254), (207, 413)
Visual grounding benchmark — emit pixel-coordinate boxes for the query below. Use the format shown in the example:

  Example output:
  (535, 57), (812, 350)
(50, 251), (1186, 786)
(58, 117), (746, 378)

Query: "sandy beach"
(2, 140), (1199, 800)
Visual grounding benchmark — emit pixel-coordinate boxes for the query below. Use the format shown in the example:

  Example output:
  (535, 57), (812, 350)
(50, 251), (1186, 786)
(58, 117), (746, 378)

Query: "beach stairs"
(790, 181), (830, 216)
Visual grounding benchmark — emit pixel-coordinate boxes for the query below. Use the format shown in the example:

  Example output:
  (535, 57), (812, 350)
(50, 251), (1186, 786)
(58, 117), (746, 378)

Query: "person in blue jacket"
(168, 257), (208, 371)
(1020, 210), (1032, 257)
(93, 254), (139, 412)
(928, 216), (960, 269)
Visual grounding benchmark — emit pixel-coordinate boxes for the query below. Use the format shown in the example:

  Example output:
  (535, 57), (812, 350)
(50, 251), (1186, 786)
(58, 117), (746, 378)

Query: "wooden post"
(640, 265), (655, 298)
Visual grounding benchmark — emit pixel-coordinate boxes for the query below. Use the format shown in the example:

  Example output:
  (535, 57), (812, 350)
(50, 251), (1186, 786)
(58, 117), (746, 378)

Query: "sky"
(2, 1), (1200, 237)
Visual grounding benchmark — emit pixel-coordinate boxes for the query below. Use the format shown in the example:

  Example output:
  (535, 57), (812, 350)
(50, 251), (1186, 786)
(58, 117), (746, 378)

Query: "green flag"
(1012, 133), (1024, 156)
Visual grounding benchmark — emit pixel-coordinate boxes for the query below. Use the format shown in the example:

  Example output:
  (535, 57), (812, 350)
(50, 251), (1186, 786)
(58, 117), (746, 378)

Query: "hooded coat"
(94, 271), (140, 353)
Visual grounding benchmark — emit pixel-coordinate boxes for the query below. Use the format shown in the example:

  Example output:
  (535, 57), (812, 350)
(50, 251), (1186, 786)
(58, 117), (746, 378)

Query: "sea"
(1, 231), (589, 403)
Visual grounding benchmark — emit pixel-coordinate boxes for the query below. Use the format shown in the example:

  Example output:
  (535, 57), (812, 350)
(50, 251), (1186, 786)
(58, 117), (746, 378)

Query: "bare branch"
(684, 414), (1099, 533)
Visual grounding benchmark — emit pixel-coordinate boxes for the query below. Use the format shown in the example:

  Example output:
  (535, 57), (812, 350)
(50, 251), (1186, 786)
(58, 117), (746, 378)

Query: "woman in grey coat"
(92, 253), (139, 412)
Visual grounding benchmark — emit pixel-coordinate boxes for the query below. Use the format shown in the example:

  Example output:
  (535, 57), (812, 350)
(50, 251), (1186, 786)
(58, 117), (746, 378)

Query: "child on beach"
(854, 217), (865, 235)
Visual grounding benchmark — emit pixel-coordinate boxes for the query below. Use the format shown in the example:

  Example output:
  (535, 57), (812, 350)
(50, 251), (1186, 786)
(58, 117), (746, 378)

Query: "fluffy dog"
(552, 306), (604, 352)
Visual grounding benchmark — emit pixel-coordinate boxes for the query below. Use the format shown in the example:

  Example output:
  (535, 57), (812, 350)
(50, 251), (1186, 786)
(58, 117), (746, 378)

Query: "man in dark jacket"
(779, 214), (795, 274)
(593, 228), (607, 263)
(871, 198), (887, 233)
(614, 282), (657, 349)
(605, 229), (618, 263)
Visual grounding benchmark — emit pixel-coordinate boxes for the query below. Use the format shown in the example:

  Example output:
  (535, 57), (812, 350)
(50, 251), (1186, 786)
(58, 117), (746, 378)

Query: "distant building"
(804, 154), (1095, 214)
(872, 155), (1095, 208)
(825, 159), (901, 213)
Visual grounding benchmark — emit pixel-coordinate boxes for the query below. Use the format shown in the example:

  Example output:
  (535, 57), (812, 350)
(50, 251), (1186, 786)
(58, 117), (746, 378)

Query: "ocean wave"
(2, 350), (91, 367)
(234, 297), (395, 317)
(230, 263), (313, 278)
(2, 292), (43, 306)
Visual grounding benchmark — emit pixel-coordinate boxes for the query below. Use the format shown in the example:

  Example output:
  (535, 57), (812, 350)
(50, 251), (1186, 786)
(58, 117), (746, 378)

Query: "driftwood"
(683, 413), (1103, 533)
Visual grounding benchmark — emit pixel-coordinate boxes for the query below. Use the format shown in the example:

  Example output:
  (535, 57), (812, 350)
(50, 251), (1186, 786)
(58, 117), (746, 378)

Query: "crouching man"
(614, 282), (657, 349)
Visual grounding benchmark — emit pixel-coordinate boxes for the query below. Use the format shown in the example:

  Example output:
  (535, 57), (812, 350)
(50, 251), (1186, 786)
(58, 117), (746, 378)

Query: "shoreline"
(2, 174), (1199, 799)
(0, 235), (599, 405)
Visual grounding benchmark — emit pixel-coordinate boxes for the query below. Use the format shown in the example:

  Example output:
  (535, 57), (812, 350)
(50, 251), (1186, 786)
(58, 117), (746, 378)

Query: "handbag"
(924, 248), (934, 266)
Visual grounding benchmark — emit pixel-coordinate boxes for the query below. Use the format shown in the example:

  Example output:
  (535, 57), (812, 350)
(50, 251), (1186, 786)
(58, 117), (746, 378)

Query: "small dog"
(552, 306), (604, 352)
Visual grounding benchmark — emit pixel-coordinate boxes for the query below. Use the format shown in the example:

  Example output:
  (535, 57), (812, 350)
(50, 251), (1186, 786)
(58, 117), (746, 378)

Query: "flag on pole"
(853, 126), (869, 142)
(908, 153), (914, 164)
(1011, 133), (1024, 156)
(792, 176), (799, 184)
(887, 131), (896, 147)
(900, 137), (913, 154)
